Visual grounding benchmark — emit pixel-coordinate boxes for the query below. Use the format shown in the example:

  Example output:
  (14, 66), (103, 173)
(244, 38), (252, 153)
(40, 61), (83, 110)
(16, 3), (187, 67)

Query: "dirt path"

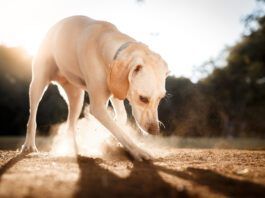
(0, 149), (265, 198)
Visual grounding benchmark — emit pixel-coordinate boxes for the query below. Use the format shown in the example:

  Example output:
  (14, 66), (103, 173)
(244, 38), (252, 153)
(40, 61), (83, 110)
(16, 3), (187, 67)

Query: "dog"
(21, 16), (168, 160)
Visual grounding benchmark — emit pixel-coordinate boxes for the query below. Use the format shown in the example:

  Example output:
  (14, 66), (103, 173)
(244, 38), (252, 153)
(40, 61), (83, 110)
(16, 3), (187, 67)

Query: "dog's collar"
(113, 41), (136, 60)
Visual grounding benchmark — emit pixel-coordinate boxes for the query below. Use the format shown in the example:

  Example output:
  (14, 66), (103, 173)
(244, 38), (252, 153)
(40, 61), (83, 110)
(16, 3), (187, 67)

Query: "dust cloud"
(49, 107), (174, 159)
(48, 106), (265, 159)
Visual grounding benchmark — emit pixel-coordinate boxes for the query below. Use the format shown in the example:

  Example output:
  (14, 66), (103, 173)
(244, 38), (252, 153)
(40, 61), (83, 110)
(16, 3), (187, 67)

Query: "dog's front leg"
(89, 93), (151, 161)
(110, 97), (127, 125)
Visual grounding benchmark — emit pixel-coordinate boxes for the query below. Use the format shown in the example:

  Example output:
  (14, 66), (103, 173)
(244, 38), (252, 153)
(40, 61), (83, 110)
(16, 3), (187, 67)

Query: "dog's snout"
(147, 123), (160, 135)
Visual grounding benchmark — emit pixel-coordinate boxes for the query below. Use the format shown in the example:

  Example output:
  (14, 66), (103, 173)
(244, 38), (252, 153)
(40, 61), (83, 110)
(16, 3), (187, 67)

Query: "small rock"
(236, 168), (249, 175)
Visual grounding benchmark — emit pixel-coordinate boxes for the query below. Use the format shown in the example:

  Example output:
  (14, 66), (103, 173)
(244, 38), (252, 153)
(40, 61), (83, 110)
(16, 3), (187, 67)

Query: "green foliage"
(159, 76), (223, 137)
(200, 13), (265, 137)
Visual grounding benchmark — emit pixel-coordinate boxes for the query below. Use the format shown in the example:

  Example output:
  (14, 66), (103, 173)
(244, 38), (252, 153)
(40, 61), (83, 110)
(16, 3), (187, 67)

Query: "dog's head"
(108, 43), (168, 135)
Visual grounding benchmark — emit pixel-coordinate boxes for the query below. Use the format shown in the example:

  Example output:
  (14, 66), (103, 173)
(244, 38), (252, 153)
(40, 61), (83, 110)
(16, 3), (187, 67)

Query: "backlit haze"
(0, 0), (257, 81)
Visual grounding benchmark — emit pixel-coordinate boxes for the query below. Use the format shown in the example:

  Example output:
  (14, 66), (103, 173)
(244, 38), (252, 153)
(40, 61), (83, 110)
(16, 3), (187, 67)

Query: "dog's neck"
(100, 32), (135, 66)
(113, 41), (136, 60)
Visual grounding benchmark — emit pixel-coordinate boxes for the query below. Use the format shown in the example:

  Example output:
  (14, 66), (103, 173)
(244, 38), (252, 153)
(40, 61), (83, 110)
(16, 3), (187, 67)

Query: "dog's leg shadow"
(0, 152), (27, 182)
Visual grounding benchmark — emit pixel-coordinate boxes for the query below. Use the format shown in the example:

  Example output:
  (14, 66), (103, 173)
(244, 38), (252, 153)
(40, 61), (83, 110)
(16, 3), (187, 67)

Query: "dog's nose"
(147, 123), (160, 135)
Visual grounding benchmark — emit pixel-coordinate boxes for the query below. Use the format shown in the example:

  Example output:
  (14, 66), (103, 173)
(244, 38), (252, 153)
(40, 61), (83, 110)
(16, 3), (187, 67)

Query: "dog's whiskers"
(158, 120), (165, 129)
(162, 92), (172, 102)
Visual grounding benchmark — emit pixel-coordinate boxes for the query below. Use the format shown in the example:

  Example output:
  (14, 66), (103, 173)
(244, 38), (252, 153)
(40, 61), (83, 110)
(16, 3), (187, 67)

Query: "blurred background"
(0, 0), (264, 138)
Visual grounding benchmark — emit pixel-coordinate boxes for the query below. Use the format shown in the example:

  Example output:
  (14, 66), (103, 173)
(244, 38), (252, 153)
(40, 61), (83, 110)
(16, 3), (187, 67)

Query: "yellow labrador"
(21, 16), (168, 160)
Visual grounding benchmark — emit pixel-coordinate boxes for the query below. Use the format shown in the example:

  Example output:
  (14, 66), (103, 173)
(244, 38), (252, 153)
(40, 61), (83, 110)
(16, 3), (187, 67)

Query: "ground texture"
(0, 149), (265, 198)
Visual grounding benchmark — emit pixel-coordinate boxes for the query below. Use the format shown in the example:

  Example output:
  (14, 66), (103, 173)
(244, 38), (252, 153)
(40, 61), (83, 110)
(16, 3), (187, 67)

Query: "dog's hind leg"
(57, 81), (84, 152)
(21, 61), (51, 153)
(58, 82), (84, 132)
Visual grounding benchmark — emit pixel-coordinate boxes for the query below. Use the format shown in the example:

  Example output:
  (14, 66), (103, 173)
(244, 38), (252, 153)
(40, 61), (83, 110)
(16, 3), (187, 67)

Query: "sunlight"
(75, 117), (115, 158)
(49, 111), (134, 178)
(23, 43), (39, 57)
(50, 123), (77, 157)
(98, 161), (133, 178)
(0, 0), (256, 81)
(49, 112), (121, 158)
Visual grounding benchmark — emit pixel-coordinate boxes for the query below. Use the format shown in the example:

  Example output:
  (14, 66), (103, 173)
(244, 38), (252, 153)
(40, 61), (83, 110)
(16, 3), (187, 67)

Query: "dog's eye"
(134, 65), (142, 73)
(139, 95), (149, 104)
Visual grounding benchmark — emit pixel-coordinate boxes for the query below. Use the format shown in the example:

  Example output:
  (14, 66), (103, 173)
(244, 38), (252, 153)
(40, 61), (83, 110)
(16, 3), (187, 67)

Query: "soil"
(0, 149), (265, 198)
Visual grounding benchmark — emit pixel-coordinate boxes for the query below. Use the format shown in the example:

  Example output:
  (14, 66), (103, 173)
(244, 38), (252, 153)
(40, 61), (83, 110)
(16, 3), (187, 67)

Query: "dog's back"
(33, 16), (117, 87)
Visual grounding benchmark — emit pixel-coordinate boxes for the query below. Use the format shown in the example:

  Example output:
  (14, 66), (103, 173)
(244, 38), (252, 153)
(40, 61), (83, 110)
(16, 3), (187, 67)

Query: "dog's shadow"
(75, 155), (185, 198)
(1, 152), (265, 197)
(0, 152), (26, 182)
(75, 155), (265, 198)
(156, 165), (265, 198)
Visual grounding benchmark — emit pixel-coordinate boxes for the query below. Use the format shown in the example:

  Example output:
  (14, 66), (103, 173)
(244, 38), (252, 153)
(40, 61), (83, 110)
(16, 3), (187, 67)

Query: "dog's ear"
(107, 60), (130, 100)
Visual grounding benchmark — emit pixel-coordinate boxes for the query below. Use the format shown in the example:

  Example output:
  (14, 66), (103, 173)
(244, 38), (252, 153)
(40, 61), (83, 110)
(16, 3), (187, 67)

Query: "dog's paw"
(20, 144), (38, 153)
(129, 146), (153, 161)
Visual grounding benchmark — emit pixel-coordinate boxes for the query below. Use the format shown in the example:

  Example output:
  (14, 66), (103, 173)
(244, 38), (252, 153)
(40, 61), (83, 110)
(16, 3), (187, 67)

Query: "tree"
(200, 8), (265, 137)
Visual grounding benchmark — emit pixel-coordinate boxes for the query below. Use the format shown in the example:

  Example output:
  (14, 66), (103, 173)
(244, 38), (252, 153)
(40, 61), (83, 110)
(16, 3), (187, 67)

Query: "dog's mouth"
(131, 110), (160, 135)
(135, 120), (159, 136)
(146, 123), (160, 135)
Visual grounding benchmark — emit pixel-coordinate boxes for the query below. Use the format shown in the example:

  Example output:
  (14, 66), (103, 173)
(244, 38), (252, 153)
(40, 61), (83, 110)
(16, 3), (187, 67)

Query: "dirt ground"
(0, 148), (265, 198)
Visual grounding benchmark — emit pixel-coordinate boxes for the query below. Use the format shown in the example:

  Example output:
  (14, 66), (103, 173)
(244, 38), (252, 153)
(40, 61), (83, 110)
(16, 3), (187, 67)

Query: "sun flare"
(0, 0), (256, 81)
